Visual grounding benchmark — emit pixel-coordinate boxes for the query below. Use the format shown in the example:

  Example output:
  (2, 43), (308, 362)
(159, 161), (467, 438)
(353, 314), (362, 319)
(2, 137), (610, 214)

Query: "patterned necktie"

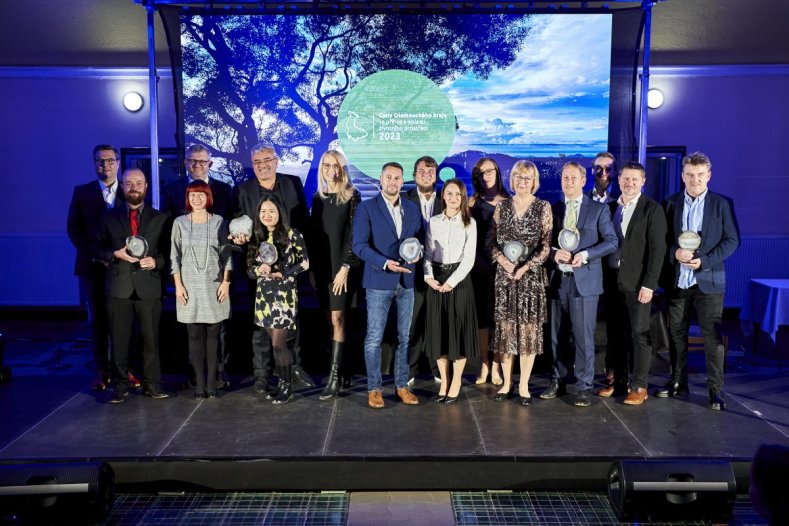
(130, 209), (139, 236)
(564, 201), (577, 230)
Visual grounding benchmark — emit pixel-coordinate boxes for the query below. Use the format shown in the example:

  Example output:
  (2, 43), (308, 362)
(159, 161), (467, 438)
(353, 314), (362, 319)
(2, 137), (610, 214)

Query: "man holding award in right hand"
(657, 152), (739, 411)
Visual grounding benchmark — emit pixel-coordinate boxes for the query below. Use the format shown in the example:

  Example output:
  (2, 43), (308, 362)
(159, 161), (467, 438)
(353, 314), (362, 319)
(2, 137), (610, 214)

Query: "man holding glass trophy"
(95, 168), (170, 404)
(542, 162), (618, 407)
(353, 162), (424, 409)
(656, 152), (739, 411)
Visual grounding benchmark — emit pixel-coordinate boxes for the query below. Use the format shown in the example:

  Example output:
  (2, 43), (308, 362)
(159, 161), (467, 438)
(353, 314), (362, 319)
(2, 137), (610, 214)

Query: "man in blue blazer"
(353, 162), (423, 409)
(656, 152), (739, 410)
(541, 161), (618, 407)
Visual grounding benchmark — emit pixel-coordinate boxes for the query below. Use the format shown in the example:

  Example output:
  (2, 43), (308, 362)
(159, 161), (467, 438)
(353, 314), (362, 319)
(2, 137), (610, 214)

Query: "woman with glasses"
(487, 161), (552, 405)
(469, 158), (509, 386)
(170, 180), (232, 400)
(424, 179), (479, 403)
(248, 195), (309, 404)
(309, 150), (362, 400)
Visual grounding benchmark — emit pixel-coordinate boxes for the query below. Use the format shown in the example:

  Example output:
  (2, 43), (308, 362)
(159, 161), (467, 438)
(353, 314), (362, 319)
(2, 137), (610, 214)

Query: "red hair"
(185, 180), (214, 212)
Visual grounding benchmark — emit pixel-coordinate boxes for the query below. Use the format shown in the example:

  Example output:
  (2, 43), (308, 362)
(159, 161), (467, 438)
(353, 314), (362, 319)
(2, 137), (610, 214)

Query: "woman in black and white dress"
(424, 178), (480, 403)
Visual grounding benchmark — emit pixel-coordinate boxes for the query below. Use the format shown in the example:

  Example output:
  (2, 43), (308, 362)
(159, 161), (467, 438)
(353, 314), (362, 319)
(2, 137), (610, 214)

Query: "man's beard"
(416, 182), (435, 194)
(126, 191), (145, 206)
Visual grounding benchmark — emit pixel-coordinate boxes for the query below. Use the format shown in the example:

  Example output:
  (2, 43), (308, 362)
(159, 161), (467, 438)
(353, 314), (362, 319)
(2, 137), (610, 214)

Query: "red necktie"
(130, 209), (139, 236)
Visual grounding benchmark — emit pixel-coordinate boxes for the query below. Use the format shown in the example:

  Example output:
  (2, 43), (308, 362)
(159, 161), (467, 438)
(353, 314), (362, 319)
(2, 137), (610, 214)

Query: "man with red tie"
(95, 168), (169, 404)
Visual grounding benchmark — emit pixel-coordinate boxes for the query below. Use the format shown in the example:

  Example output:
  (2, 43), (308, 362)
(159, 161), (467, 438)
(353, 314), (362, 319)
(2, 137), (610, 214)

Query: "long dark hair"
(252, 195), (290, 254)
(471, 157), (507, 203)
(442, 178), (472, 227)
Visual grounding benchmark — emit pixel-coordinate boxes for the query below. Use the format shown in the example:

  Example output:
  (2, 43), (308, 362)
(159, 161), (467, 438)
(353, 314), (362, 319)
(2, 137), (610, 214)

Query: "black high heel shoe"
(434, 394), (448, 403)
(520, 396), (532, 406)
(493, 388), (512, 402)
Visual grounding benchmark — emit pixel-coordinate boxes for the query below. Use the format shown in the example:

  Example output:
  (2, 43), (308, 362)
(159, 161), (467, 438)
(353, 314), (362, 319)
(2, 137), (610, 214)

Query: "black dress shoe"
(145, 388), (170, 399)
(206, 392), (217, 399)
(654, 380), (689, 399)
(434, 395), (447, 404)
(254, 376), (274, 395)
(708, 390), (725, 411)
(520, 396), (532, 406)
(493, 390), (511, 402)
(109, 390), (129, 404)
(193, 392), (205, 400)
(539, 381), (565, 400)
(573, 390), (592, 407)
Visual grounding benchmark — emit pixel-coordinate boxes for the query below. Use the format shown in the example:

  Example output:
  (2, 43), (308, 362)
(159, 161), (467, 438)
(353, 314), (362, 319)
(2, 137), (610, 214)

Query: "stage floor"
(1, 320), (787, 490)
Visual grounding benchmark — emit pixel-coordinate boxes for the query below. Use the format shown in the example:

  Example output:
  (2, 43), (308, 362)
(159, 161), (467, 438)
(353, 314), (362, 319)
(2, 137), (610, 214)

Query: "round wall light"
(647, 88), (664, 110)
(123, 92), (144, 112)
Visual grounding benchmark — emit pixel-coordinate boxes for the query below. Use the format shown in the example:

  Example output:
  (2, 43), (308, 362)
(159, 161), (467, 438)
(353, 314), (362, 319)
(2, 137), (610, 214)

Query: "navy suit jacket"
(663, 190), (739, 295)
(353, 193), (423, 290)
(67, 180), (125, 276)
(549, 195), (618, 296)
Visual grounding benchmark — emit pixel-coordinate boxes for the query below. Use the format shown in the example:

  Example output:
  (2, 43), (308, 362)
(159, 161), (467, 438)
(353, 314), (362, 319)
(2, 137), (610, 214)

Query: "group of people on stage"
(68, 143), (739, 411)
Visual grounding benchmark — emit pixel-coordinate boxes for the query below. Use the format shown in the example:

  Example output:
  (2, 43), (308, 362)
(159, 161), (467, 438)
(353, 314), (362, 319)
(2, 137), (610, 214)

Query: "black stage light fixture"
(0, 462), (115, 522)
(607, 459), (736, 522)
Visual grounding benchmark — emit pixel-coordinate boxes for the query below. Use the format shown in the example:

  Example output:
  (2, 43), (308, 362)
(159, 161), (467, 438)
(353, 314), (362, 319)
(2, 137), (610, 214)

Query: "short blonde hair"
(509, 160), (540, 194)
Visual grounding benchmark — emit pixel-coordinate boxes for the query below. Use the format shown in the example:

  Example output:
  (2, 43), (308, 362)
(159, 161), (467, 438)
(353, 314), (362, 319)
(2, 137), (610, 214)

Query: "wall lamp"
(123, 92), (144, 112)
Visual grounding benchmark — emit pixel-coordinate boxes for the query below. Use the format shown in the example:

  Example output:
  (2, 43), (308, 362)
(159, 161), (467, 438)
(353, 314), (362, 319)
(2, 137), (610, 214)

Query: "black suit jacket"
(162, 177), (235, 219)
(609, 195), (667, 292)
(234, 173), (309, 235)
(662, 190), (739, 295)
(95, 205), (168, 300)
(67, 180), (124, 276)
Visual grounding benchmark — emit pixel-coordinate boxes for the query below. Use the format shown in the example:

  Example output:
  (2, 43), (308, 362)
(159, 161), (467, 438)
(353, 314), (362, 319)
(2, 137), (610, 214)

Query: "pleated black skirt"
(425, 262), (480, 361)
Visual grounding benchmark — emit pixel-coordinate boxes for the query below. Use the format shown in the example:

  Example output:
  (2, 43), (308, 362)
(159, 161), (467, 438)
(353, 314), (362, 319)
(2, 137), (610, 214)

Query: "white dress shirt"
(417, 191), (436, 223)
(383, 193), (403, 238)
(423, 213), (477, 288)
(99, 179), (118, 208)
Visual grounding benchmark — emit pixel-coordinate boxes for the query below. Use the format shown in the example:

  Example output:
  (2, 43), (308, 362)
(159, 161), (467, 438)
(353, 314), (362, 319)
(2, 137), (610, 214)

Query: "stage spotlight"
(607, 459), (736, 522)
(647, 88), (664, 109)
(123, 92), (144, 113)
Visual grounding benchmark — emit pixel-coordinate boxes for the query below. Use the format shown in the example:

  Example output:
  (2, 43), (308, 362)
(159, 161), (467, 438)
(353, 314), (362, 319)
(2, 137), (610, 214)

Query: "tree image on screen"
(181, 14), (532, 192)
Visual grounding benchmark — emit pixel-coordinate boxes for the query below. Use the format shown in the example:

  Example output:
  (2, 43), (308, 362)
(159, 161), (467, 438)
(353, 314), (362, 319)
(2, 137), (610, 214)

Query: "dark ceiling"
(1, 0), (788, 67)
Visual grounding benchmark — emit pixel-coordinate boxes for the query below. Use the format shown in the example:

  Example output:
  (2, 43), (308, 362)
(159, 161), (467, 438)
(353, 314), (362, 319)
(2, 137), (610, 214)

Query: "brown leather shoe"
(396, 387), (419, 405)
(368, 390), (384, 409)
(597, 384), (615, 397)
(623, 387), (648, 405)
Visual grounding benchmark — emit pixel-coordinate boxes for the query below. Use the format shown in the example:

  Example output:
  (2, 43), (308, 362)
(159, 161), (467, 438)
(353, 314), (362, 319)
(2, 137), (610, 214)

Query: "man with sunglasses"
(68, 145), (127, 391)
(587, 152), (619, 204)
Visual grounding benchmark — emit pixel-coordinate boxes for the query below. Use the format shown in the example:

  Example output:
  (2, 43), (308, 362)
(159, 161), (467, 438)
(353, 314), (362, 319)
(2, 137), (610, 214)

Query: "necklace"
(188, 213), (211, 275)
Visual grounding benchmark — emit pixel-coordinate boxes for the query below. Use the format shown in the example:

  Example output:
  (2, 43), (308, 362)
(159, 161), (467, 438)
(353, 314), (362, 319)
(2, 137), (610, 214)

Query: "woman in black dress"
(309, 150), (361, 400)
(469, 158), (509, 386)
(247, 195), (309, 404)
(424, 179), (479, 403)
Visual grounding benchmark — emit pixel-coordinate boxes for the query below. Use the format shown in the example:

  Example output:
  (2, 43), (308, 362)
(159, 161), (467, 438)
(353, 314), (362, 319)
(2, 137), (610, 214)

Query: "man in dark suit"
(541, 161), (618, 407)
(586, 152), (619, 204)
(353, 162), (423, 409)
(597, 162), (667, 405)
(162, 144), (234, 219)
(95, 168), (170, 404)
(232, 143), (313, 393)
(162, 144), (235, 388)
(67, 144), (125, 391)
(401, 155), (443, 384)
(656, 152), (739, 410)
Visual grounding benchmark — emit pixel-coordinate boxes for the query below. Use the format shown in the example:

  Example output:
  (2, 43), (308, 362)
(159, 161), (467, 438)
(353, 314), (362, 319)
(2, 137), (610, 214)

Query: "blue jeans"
(364, 286), (414, 391)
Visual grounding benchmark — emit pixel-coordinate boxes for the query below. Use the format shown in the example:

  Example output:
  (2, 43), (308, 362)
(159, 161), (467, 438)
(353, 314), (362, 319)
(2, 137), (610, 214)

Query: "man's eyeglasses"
(253, 157), (277, 167)
(187, 159), (210, 167)
(95, 159), (118, 166)
(594, 165), (613, 174)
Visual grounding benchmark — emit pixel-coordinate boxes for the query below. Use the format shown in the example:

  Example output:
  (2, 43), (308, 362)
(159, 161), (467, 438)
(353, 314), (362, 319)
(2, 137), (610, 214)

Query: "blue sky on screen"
(445, 14), (612, 156)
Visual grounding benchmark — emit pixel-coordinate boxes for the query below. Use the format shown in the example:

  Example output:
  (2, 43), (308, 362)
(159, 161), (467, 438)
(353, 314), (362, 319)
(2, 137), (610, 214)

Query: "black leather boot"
(319, 341), (343, 401)
(272, 365), (294, 405)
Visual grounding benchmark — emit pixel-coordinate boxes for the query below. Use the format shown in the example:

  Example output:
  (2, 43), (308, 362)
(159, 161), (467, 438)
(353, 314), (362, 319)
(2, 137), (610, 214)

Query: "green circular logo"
(337, 69), (456, 181)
